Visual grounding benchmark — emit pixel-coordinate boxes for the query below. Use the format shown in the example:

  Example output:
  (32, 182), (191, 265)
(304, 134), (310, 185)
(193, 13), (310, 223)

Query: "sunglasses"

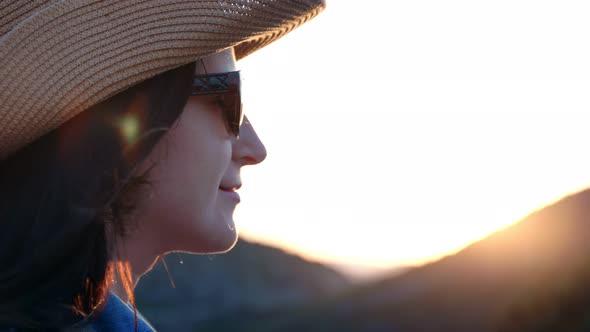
(190, 71), (243, 138)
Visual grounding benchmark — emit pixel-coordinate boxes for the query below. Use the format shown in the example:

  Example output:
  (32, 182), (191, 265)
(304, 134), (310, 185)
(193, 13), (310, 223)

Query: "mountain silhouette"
(213, 188), (590, 332)
(136, 188), (590, 332)
(134, 238), (351, 331)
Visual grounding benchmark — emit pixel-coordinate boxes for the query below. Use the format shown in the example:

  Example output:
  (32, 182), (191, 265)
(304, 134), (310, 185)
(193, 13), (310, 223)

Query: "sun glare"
(236, 0), (590, 274)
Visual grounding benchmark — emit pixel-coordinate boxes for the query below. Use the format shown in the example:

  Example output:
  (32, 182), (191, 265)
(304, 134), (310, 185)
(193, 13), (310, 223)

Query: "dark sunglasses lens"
(227, 72), (243, 137)
(191, 71), (242, 137)
(219, 92), (241, 137)
(231, 73), (242, 137)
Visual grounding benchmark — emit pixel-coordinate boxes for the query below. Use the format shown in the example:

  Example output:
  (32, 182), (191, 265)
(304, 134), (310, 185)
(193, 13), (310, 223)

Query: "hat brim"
(0, 0), (325, 159)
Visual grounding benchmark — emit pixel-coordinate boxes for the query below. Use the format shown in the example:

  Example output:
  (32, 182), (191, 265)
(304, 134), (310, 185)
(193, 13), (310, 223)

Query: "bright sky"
(234, 0), (590, 270)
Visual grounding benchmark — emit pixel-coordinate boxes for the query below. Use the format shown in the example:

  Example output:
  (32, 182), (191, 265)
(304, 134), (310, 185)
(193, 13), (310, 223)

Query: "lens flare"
(118, 115), (140, 145)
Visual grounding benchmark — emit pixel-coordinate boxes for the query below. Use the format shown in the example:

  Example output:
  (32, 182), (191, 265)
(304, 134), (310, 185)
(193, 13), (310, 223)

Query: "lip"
(219, 187), (241, 203)
(220, 183), (242, 191)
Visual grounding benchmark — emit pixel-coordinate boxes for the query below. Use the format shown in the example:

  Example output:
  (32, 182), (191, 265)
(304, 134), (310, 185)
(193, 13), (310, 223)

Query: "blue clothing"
(1, 292), (157, 331)
(86, 292), (156, 332)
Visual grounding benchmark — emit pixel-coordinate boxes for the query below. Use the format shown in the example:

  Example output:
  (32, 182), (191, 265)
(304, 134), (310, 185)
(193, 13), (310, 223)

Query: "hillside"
(219, 188), (590, 332)
(134, 238), (351, 331)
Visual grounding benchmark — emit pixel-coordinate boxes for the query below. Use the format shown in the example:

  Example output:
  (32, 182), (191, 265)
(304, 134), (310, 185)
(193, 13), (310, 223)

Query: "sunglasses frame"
(190, 71), (242, 137)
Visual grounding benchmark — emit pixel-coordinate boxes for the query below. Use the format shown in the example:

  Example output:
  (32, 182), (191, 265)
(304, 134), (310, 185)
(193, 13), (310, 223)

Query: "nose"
(232, 115), (267, 166)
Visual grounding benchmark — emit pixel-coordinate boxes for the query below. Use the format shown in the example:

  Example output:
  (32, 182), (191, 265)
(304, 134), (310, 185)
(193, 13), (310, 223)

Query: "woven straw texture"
(0, 0), (325, 159)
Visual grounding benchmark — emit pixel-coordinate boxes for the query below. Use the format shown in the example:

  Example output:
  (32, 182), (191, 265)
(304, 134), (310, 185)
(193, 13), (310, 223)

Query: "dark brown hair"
(0, 61), (196, 330)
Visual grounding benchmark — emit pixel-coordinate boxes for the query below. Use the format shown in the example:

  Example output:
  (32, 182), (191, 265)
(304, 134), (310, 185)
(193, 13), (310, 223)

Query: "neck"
(110, 235), (161, 303)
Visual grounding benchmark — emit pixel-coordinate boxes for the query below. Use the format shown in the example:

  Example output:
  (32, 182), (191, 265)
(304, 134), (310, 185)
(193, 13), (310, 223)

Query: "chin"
(212, 236), (239, 254)
(191, 226), (238, 254)
(209, 231), (238, 254)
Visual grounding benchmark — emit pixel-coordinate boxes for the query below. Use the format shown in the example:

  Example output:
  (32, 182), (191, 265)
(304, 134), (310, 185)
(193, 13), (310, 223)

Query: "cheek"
(141, 131), (234, 252)
(131, 102), (236, 253)
(152, 144), (221, 220)
(151, 176), (237, 253)
(161, 120), (231, 191)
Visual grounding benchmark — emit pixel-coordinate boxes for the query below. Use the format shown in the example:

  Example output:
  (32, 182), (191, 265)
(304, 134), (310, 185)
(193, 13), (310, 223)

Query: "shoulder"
(66, 292), (157, 332)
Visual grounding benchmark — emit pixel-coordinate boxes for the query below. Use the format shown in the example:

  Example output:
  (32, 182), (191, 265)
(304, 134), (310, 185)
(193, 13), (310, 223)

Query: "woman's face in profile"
(130, 48), (267, 256)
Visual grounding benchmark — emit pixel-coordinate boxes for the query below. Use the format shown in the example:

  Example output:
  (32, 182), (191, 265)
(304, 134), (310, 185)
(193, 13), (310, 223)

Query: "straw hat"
(0, 0), (325, 160)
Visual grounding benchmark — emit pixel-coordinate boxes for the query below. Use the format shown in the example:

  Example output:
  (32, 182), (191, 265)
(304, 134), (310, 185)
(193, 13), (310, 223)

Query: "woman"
(0, 0), (325, 330)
